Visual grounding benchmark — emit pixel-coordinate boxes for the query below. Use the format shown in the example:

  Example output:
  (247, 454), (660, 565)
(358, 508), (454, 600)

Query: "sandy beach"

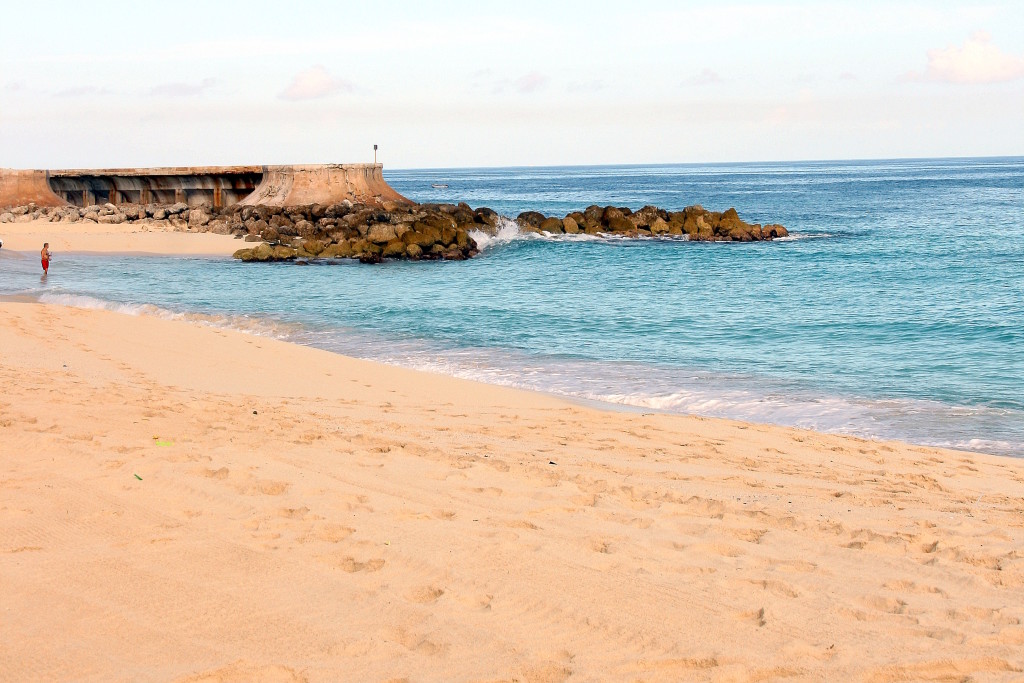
(0, 218), (245, 256)
(2, 298), (1023, 682)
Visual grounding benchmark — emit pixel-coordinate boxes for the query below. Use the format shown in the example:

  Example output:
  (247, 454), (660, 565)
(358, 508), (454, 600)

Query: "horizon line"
(385, 154), (1024, 173)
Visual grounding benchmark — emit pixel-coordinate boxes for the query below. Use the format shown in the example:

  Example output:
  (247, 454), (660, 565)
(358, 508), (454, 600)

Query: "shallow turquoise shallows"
(2, 158), (1022, 455)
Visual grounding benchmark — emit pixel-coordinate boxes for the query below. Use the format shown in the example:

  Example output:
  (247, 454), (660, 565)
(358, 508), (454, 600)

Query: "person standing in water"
(41, 243), (51, 274)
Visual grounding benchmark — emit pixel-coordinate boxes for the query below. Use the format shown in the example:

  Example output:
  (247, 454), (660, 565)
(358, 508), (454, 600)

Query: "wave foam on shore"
(24, 289), (1024, 457)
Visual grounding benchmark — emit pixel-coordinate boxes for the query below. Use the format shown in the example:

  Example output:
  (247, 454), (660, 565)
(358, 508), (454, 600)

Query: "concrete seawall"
(0, 170), (66, 209)
(238, 164), (412, 208)
(0, 164), (411, 210)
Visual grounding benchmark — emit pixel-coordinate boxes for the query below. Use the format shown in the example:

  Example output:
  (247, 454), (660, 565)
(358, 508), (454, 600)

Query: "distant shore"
(0, 217), (244, 256)
(3, 300), (1023, 681)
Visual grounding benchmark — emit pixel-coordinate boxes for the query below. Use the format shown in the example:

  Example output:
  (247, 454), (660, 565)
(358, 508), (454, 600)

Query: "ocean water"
(1, 158), (1022, 456)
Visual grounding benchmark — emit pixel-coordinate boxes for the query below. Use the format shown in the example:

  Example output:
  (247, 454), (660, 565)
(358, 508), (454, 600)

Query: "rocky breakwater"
(515, 204), (788, 242)
(0, 201), (240, 231)
(0, 199), (788, 263)
(231, 201), (480, 264)
(231, 201), (787, 264)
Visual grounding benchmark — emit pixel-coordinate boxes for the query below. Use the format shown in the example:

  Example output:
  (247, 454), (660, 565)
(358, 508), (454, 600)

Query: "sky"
(1, 0), (1023, 169)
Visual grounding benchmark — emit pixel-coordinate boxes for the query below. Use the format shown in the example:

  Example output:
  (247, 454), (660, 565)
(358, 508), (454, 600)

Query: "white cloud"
(279, 65), (354, 101)
(149, 77), (218, 97)
(916, 31), (1024, 84)
(566, 79), (605, 94)
(56, 85), (113, 97)
(685, 68), (723, 86)
(514, 71), (548, 94)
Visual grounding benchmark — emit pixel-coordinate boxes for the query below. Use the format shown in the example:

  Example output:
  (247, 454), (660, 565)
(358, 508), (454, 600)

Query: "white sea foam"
(467, 216), (524, 251)
(337, 347), (1022, 456)
(36, 292), (301, 339)
(469, 216), (694, 251)
(29, 295), (1024, 458)
(775, 232), (833, 242)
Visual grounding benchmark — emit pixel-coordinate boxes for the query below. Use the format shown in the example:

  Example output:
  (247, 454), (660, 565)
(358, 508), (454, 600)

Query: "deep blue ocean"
(2, 158), (1022, 455)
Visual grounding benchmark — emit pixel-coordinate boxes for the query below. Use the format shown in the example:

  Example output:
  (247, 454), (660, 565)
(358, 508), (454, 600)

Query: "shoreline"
(4, 284), (1014, 459)
(3, 299), (1023, 680)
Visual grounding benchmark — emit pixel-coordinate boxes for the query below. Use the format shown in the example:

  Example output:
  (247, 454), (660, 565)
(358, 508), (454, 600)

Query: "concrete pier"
(0, 164), (411, 210)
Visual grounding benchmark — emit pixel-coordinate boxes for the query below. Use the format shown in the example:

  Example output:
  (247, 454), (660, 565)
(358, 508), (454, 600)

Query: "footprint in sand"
(247, 480), (288, 496)
(202, 466), (230, 480)
(277, 506), (311, 520)
(174, 661), (307, 683)
(309, 523), (355, 544)
(740, 607), (768, 627)
(746, 578), (801, 598)
(338, 556), (385, 573)
(406, 586), (445, 604)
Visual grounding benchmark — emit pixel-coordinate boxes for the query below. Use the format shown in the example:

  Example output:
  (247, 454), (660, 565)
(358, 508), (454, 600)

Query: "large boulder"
(403, 223), (442, 249)
(382, 239), (407, 258)
(602, 206), (625, 223)
(294, 219), (316, 238)
(516, 211), (546, 229)
(366, 223), (398, 244)
(188, 208), (210, 228)
(247, 218), (269, 236)
(583, 205), (604, 224)
(235, 243), (298, 261)
(474, 207), (498, 227)
(649, 217), (671, 235)
(606, 216), (634, 233)
(260, 225), (280, 242)
(272, 245), (298, 260)
(539, 217), (564, 234)
(562, 216), (580, 234)
(269, 214), (295, 235)
(418, 212), (457, 231)
(628, 205), (661, 228)
(299, 239), (325, 256)
(248, 243), (275, 261)
(321, 241), (354, 258)
(207, 219), (233, 235)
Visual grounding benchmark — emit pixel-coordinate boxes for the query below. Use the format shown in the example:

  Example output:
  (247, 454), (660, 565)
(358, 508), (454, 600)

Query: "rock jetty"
(515, 204), (787, 242)
(0, 199), (787, 263)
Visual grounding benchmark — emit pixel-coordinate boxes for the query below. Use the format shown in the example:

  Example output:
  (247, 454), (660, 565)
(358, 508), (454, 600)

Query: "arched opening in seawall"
(46, 167), (264, 209)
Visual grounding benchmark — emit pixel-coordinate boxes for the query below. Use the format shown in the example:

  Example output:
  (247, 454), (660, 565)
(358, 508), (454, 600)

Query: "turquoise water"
(2, 158), (1022, 455)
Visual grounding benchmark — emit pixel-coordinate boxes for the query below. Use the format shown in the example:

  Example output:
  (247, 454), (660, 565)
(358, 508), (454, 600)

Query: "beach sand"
(2, 300), (1023, 682)
(0, 218), (245, 256)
